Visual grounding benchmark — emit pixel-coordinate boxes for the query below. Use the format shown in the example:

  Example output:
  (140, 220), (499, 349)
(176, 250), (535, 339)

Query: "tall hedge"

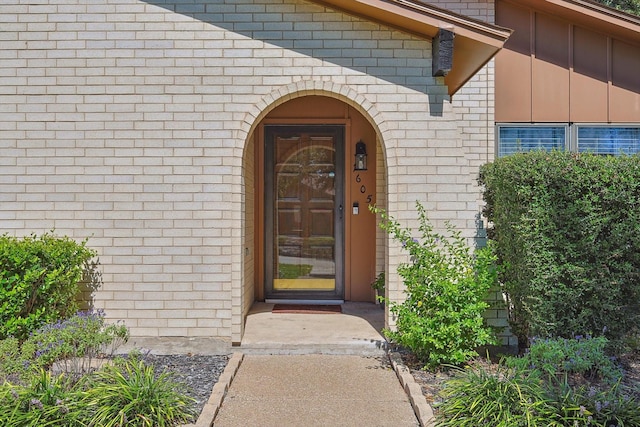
(0, 233), (97, 341)
(479, 151), (640, 347)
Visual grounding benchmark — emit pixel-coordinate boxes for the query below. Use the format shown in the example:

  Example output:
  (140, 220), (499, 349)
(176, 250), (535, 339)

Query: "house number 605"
(355, 174), (372, 203)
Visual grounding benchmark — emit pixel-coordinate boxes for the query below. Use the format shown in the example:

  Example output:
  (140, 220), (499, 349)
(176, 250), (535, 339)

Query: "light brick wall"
(241, 132), (255, 341)
(431, 0), (494, 23)
(374, 137), (387, 280)
(0, 0), (500, 344)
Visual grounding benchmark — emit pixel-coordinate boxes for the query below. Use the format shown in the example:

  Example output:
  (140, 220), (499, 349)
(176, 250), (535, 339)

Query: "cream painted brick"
(164, 327), (196, 336)
(167, 318), (197, 328)
(134, 300), (164, 310)
(197, 318), (224, 328)
(0, 0), (502, 344)
(165, 300), (195, 310)
(128, 328), (159, 337)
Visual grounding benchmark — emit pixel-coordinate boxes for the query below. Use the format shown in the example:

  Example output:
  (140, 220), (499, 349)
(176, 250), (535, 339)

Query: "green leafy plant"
(436, 362), (560, 427)
(0, 336), (24, 383)
(546, 377), (640, 427)
(278, 263), (313, 279)
(0, 369), (86, 427)
(1, 311), (129, 384)
(506, 336), (622, 385)
(596, 0), (640, 15)
(24, 310), (128, 377)
(371, 202), (497, 368)
(479, 151), (640, 348)
(370, 271), (385, 293)
(0, 232), (97, 341)
(83, 354), (196, 427)
(370, 272), (385, 308)
(437, 346), (639, 427)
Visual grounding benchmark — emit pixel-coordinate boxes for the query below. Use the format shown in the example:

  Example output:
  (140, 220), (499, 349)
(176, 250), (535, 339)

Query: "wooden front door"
(264, 125), (345, 302)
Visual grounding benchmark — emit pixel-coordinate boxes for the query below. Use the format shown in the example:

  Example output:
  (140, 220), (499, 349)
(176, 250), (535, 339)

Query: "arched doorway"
(253, 95), (379, 304)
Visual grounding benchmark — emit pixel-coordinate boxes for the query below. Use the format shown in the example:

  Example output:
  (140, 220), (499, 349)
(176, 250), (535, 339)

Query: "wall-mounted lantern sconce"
(354, 140), (367, 171)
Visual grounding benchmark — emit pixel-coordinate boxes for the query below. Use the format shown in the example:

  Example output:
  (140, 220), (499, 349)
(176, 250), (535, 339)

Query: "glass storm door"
(264, 125), (344, 301)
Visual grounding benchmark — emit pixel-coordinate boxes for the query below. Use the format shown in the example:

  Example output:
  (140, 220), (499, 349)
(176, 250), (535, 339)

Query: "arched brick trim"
(232, 80), (393, 343)
(236, 80), (391, 148)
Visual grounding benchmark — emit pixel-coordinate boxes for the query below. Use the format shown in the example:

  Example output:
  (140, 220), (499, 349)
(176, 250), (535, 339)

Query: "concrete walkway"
(177, 303), (434, 426)
(211, 354), (420, 427)
(239, 302), (387, 355)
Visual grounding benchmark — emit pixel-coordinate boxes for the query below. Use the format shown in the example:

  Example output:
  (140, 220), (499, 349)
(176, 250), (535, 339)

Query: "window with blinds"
(576, 126), (640, 155)
(497, 125), (567, 157)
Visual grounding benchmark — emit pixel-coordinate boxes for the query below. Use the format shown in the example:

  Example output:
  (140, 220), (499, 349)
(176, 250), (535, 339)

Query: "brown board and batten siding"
(496, 0), (640, 123)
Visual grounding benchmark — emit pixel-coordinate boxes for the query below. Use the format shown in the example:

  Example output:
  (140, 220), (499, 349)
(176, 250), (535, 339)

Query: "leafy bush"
(83, 354), (196, 427)
(23, 310), (128, 377)
(0, 232), (97, 341)
(372, 202), (497, 368)
(0, 310), (129, 383)
(506, 336), (622, 385)
(479, 151), (640, 347)
(0, 337), (24, 382)
(596, 0), (640, 16)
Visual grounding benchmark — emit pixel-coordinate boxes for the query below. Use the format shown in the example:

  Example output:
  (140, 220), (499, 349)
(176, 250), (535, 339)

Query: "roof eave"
(510, 0), (640, 43)
(308, 0), (512, 96)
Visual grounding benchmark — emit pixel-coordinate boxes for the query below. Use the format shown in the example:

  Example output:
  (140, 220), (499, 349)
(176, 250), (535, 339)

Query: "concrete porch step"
(239, 302), (388, 356)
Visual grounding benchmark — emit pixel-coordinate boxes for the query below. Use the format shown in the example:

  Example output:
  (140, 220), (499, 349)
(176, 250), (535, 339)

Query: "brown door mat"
(272, 304), (342, 314)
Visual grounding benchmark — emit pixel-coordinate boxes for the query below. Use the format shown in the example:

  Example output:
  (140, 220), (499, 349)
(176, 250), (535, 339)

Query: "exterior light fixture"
(354, 140), (367, 171)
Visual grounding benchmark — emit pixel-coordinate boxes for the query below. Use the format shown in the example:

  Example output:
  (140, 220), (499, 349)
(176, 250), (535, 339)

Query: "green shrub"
(22, 310), (128, 377)
(0, 311), (129, 384)
(0, 232), (97, 341)
(0, 337), (24, 382)
(83, 354), (196, 427)
(372, 202), (497, 368)
(506, 336), (622, 385)
(479, 151), (640, 347)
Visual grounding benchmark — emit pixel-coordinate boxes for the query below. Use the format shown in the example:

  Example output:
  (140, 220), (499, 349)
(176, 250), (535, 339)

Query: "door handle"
(338, 204), (343, 220)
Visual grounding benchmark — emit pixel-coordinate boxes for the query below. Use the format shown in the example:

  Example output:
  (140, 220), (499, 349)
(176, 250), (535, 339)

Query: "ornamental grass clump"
(436, 337), (640, 427)
(0, 369), (86, 427)
(371, 202), (497, 368)
(436, 360), (640, 427)
(83, 353), (196, 427)
(436, 363), (558, 427)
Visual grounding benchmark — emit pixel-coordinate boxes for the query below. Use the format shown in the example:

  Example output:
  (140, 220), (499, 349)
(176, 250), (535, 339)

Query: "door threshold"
(265, 299), (344, 305)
